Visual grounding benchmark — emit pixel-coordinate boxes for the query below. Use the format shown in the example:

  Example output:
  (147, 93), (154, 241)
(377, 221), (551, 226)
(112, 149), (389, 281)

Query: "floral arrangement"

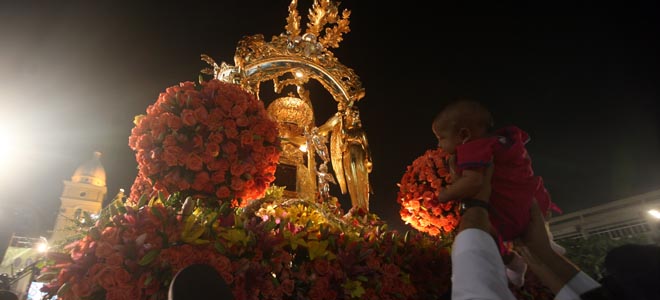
(128, 79), (281, 207)
(38, 191), (454, 300)
(36, 78), (555, 299)
(397, 148), (460, 238)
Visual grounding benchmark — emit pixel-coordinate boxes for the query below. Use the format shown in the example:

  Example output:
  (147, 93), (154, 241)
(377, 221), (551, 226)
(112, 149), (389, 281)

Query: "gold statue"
(202, 0), (372, 213)
(331, 108), (372, 212)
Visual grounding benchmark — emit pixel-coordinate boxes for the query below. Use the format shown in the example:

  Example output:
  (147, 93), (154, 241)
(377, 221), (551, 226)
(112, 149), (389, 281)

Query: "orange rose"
(71, 279), (94, 297)
(94, 242), (115, 258)
(193, 106), (208, 122)
(167, 114), (183, 130)
(181, 109), (197, 126)
(95, 266), (121, 289)
(137, 135), (153, 149)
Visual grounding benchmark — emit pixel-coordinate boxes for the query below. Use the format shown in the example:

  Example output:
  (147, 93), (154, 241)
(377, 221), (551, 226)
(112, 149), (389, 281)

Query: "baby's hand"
(448, 154), (458, 177)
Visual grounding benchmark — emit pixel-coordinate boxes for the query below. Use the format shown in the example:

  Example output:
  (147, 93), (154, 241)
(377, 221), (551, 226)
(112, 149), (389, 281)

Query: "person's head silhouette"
(168, 264), (233, 300)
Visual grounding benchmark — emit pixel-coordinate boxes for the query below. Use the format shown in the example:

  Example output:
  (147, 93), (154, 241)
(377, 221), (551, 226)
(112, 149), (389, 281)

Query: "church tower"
(51, 152), (107, 243)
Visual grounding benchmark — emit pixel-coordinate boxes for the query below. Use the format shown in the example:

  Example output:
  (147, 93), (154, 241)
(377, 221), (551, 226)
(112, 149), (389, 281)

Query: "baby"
(433, 99), (563, 287)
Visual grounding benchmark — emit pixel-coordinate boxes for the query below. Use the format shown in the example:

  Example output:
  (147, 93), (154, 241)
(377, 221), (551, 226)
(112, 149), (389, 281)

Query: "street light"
(648, 209), (660, 220)
(35, 237), (48, 253)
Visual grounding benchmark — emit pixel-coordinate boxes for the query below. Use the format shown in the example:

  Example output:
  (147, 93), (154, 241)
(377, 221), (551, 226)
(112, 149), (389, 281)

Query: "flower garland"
(38, 193), (554, 300)
(397, 148), (460, 238)
(128, 79), (281, 207)
(38, 192), (454, 300)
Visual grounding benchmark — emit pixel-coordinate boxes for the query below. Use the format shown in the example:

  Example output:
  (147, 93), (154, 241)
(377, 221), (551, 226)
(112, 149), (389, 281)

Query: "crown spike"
(286, 0), (301, 36)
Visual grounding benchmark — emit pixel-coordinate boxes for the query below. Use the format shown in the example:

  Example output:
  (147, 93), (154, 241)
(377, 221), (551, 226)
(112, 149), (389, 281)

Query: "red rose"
(211, 171), (226, 184)
(208, 132), (224, 144)
(192, 171), (210, 191)
(236, 116), (249, 127)
(185, 154), (203, 171)
(239, 131), (254, 146)
(181, 109), (197, 126)
(194, 106), (208, 122)
(230, 178), (245, 192)
(216, 186), (231, 199)
(222, 141), (237, 154)
(129, 79), (280, 205)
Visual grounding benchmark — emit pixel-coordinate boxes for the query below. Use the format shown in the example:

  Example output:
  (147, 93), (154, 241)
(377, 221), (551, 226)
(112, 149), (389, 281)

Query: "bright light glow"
(36, 242), (48, 253)
(295, 71), (304, 78)
(299, 144), (307, 152)
(649, 209), (660, 219)
(0, 129), (17, 159)
(36, 237), (49, 253)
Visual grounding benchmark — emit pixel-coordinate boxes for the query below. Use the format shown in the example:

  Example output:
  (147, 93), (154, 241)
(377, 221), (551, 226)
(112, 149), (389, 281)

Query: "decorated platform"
(37, 1), (553, 299)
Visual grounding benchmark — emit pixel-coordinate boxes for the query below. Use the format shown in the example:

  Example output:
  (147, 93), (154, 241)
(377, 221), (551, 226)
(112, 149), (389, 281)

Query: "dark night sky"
(0, 0), (659, 235)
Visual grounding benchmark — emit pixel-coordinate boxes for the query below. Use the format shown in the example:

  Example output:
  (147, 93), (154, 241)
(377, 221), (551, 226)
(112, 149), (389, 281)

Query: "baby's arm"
(438, 169), (485, 202)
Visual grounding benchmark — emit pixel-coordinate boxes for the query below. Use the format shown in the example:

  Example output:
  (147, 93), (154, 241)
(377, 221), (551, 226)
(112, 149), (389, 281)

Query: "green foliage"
(558, 234), (649, 279)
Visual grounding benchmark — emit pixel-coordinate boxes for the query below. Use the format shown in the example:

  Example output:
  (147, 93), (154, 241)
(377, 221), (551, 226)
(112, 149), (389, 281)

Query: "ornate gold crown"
(202, 0), (372, 212)
(201, 0), (364, 111)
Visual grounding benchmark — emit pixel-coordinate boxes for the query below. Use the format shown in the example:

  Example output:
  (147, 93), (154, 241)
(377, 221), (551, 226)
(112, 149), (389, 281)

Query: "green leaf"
(138, 249), (161, 266)
(264, 220), (277, 232)
(137, 194), (149, 208)
(158, 231), (169, 248)
(116, 204), (127, 214)
(214, 241), (226, 254)
(219, 201), (229, 215)
(151, 207), (164, 221)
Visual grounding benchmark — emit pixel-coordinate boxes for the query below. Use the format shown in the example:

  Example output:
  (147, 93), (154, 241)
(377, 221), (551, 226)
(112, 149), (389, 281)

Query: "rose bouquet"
(397, 148), (460, 238)
(128, 79), (281, 207)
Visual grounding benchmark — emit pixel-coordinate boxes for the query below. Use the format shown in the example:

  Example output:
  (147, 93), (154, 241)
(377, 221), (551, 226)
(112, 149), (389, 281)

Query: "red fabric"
(456, 126), (560, 241)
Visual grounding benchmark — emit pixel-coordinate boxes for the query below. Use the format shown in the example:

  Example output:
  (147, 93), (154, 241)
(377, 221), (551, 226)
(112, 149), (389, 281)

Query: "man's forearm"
(519, 246), (581, 294)
(457, 206), (491, 234)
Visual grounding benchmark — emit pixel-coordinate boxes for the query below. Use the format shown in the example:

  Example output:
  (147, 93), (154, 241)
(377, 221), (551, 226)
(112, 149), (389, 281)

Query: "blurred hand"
(514, 199), (581, 294)
(515, 199), (553, 258)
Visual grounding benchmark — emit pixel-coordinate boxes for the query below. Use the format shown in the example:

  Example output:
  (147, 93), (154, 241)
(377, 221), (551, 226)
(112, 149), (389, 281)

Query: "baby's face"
(433, 126), (460, 154)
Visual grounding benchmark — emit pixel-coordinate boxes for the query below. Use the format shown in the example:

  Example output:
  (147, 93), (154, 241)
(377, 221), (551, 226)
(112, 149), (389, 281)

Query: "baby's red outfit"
(455, 126), (560, 241)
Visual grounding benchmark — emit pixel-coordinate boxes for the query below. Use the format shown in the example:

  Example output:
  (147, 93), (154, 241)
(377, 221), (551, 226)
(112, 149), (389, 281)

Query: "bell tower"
(51, 152), (107, 243)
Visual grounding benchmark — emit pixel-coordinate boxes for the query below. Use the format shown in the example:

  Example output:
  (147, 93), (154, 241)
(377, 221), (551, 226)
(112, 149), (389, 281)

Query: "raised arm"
(437, 168), (484, 202)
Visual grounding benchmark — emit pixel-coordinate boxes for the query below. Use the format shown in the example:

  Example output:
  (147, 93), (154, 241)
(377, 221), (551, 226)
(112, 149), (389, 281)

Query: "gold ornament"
(202, 0), (371, 212)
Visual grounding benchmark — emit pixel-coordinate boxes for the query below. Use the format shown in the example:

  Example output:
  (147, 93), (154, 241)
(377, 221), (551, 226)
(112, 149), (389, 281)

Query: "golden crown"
(201, 0), (364, 111)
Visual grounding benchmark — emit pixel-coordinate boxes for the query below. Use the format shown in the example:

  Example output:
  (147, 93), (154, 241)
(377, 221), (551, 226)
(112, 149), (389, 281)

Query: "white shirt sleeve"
(554, 271), (601, 300)
(451, 229), (516, 300)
